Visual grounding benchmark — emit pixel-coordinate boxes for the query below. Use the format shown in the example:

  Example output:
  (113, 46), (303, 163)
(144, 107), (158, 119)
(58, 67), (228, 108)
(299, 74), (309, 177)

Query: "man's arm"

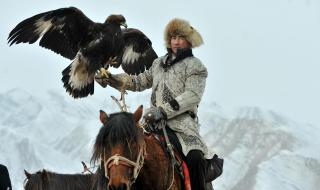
(95, 62), (154, 92)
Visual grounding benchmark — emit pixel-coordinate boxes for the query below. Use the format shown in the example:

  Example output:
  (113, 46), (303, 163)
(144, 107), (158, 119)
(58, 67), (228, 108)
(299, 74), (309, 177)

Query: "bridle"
(101, 122), (175, 190)
(103, 142), (146, 184)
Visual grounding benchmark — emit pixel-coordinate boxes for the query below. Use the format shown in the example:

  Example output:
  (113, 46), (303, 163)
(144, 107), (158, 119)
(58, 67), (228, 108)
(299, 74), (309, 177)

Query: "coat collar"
(161, 48), (193, 68)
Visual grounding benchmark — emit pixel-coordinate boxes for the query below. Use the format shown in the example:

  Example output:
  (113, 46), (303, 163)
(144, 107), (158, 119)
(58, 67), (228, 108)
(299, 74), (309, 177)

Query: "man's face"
(170, 35), (191, 54)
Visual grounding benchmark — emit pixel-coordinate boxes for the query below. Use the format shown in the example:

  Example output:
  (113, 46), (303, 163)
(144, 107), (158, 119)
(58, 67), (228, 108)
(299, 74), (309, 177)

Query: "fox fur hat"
(164, 18), (203, 48)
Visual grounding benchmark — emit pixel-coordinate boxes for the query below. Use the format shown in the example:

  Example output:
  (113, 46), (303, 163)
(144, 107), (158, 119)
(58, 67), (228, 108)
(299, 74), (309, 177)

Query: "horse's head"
(24, 169), (48, 190)
(24, 169), (96, 190)
(92, 105), (145, 190)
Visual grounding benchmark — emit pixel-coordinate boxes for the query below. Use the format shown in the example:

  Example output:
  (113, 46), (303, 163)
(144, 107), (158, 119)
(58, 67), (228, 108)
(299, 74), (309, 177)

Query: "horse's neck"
(139, 134), (174, 189)
(144, 134), (164, 155)
(46, 174), (94, 190)
(142, 135), (166, 169)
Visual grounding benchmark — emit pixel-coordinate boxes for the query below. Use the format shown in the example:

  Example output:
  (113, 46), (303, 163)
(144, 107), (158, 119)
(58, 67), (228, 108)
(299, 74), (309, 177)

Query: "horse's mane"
(24, 170), (95, 190)
(24, 171), (43, 190)
(91, 112), (140, 164)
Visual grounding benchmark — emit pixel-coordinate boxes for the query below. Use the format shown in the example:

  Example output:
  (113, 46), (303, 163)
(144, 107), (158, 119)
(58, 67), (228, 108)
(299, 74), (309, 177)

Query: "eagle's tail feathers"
(62, 63), (94, 98)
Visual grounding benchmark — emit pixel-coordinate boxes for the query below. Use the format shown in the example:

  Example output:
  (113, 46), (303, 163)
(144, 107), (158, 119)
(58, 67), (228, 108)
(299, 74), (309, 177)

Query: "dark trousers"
(185, 150), (207, 190)
(165, 127), (207, 190)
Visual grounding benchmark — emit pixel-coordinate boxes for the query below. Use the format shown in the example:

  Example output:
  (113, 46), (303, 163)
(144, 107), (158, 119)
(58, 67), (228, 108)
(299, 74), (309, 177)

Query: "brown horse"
(23, 169), (104, 190)
(91, 105), (182, 190)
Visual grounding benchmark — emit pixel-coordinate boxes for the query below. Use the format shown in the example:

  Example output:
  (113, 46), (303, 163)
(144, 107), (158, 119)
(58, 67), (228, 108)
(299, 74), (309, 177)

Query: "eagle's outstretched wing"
(7, 7), (95, 60)
(114, 28), (158, 75)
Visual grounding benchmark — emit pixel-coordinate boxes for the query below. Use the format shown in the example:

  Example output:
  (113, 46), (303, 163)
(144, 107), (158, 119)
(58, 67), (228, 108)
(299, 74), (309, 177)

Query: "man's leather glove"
(95, 72), (129, 91)
(143, 106), (167, 123)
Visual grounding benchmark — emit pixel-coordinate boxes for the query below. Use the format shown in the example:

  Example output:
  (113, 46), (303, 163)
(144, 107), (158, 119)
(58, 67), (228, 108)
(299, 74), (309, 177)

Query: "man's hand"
(143, 106), (167, 123)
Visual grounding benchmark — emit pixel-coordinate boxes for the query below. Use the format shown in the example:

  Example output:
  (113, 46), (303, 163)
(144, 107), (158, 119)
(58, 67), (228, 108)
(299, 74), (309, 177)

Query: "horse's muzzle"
(108, 183), (128, 190)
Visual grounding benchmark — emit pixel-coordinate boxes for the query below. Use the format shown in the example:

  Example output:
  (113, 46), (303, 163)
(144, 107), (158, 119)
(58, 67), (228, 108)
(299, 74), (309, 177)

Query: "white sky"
(0, 0), (320, 126)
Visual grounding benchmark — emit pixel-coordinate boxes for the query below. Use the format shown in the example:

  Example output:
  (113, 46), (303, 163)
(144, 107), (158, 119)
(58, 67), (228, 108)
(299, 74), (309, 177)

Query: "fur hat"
(164, 18), (203, 48)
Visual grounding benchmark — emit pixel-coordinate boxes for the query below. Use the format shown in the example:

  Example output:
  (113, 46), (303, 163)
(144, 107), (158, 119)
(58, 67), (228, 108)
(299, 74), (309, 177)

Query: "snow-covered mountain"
(0, 89), (319, 190)
(203, 106), (320, 190)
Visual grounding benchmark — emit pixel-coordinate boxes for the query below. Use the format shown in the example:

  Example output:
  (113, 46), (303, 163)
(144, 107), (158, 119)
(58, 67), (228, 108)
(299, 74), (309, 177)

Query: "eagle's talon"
(106, 56), (118, 65)
(100, 68), (110, 78)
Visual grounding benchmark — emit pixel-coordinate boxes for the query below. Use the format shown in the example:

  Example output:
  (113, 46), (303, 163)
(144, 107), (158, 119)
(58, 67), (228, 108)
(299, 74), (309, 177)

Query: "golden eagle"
(7, 7), (157, 98)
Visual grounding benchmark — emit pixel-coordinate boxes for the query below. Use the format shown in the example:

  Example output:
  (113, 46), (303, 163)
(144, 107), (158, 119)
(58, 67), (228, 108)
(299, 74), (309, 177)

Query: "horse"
(91, 105), (182, 190)
(0, 164), (12, 190)
(23, 169), (105, 190)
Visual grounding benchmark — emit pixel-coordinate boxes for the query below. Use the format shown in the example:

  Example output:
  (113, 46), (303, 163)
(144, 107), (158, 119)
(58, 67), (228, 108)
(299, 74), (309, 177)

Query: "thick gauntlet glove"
(95, 73), (134, 91)
(95, 72), (110, 88)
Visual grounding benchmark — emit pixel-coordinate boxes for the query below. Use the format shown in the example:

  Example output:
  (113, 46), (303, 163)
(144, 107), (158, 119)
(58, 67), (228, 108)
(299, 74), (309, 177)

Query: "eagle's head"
(106, 14), (127, 28)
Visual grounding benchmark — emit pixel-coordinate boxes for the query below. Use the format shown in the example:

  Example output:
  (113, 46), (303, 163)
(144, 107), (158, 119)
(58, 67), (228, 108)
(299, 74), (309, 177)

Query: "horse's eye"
(127, 168), (133, 176)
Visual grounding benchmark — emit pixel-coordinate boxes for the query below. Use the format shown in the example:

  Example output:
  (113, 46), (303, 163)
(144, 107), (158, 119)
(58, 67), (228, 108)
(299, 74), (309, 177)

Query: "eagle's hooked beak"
(121, 22), (128, 28)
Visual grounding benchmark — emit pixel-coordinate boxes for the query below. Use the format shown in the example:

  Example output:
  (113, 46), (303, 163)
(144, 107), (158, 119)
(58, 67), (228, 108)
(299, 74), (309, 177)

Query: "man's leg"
(186, 150), (206, 190)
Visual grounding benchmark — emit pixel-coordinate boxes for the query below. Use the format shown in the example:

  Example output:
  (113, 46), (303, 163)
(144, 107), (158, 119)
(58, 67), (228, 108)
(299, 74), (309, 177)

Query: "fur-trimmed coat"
(117, 50), (213, 158)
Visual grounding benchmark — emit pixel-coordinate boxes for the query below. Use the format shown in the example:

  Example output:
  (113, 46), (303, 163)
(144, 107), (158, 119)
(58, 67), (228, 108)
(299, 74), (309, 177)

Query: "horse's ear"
(100, 110), (109, 124)
(133, 105), (143, 123)
(24, 169), (31, 179)
(41, 169), (48, 179)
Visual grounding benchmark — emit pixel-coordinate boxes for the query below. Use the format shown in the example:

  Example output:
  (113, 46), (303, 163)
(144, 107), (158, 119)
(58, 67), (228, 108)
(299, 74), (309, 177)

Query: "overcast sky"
(1, 0), (320, 126)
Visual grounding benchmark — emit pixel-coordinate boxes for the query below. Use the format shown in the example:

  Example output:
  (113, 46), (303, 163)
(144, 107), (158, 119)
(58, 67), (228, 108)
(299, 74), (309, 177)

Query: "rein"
(102, 123), (177, 189)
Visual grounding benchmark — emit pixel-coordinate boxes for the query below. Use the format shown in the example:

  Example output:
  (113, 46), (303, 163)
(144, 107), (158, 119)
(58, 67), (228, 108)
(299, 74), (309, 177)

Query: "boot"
(205, 182), (214, 190)
(205, 154), (224, 182)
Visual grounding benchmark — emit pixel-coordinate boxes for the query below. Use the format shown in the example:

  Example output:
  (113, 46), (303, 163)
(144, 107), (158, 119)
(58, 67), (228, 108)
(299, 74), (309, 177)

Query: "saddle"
(145, 122), (224, 189)
(151, 132), (192, 190)
(151, 132), (223, 184)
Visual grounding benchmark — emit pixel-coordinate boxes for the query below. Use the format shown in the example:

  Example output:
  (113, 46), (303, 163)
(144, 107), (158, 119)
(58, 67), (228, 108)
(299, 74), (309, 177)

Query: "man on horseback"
(95, 18), (223, 190)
